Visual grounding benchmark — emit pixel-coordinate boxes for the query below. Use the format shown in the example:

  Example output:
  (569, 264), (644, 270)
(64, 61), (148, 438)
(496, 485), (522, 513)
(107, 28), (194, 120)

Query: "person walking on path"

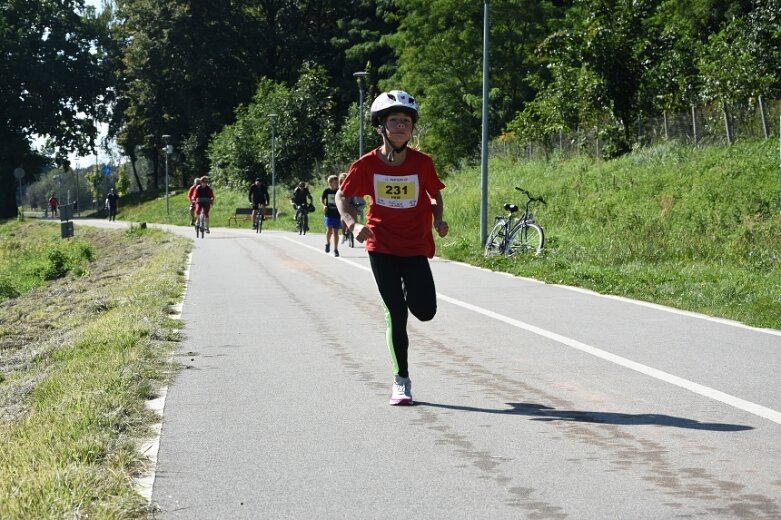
(336, 89), (449, 406)
(105, 189), (118, 221)
(321, 175), (341, 257)
(48, 194), (59, 217)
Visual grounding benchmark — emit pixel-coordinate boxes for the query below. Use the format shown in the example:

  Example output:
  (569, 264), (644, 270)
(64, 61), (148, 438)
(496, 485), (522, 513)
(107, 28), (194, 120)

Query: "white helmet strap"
(380, 122), (409, 163)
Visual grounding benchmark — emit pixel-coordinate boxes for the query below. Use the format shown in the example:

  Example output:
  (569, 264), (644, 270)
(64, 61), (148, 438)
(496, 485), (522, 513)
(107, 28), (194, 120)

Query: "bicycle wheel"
(484, 220), (508, 257)
(255, 212), (263, 234)
(506, 223), (544, 256)
(348, 230), (355, 248)
(302, 212), (308, 235)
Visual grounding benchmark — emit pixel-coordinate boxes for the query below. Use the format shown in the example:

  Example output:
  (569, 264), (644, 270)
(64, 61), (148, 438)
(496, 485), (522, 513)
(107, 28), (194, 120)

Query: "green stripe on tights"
(383, 302), (398, 375)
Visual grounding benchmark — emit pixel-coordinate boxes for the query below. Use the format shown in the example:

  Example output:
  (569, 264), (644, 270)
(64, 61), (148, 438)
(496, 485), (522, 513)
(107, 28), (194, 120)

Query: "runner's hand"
(353, 223), (373, 243)
(434, 220), (449, 238)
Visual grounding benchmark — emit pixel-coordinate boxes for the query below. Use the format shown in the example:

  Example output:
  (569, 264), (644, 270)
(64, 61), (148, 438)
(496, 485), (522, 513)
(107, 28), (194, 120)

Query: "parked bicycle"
(484, 187), (545, 257)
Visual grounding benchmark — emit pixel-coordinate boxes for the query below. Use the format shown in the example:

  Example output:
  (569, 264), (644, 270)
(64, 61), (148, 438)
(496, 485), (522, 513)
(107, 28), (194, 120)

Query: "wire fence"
(495, 98), (781, 161)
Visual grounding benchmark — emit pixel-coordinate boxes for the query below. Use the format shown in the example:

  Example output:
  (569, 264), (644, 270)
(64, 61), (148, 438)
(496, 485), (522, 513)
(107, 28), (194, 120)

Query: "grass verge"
(0, 221), (189, 519)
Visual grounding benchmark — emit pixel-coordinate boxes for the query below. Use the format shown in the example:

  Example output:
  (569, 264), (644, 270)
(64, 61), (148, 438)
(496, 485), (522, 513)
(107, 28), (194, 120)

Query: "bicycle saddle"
(503, 203), (519, 213)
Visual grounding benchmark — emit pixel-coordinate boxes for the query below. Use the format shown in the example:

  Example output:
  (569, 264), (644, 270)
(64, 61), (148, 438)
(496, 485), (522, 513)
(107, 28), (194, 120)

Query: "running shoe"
(325, 244), (330, 253)
(334, 250), (340, 257)
(389, 375), (413, 405)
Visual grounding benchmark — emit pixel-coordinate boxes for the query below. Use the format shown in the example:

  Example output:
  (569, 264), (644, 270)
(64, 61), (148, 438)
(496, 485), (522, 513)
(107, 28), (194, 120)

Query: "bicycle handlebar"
(514, 187), (546, 205)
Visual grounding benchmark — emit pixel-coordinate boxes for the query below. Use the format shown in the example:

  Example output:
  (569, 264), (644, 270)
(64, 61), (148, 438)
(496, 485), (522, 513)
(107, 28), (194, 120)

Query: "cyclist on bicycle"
(248, 178), (269, 229)
(187, 177), (201, 225)
(194, 176), (215, 233)
(290, 181), (313, 232)
(336, 89), (449, 406)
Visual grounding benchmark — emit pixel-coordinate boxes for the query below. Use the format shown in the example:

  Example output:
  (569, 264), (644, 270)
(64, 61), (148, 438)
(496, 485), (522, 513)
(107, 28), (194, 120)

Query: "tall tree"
(0, 0), (110, 219)
(385, 0), (566, 171)
(208, 64), (337, 190)
(112, 0), (267, 188)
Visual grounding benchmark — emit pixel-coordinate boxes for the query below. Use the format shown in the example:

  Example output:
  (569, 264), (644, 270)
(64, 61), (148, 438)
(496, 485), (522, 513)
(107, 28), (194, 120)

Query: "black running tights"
(368, 252), (437, 379)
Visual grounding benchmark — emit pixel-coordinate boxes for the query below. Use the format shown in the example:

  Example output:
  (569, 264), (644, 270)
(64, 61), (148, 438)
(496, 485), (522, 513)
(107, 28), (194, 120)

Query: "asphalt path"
(79, 220), (781, 519)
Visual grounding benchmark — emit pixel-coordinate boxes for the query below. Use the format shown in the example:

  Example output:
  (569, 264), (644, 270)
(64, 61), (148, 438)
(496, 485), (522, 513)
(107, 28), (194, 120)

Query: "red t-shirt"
(341, 148), (445, 258)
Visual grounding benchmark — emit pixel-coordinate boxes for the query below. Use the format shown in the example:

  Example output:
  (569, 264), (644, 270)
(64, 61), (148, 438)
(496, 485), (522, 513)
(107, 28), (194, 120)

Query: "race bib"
(374, 174), (419, 209)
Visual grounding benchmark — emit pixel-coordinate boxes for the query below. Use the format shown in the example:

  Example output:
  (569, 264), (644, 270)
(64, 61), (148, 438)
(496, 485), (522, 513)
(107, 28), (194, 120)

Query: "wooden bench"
(227, 207), (274, 227)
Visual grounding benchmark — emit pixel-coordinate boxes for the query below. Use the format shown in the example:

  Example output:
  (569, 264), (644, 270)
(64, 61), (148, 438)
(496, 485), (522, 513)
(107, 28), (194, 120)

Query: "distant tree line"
(3, 0), (780, 218)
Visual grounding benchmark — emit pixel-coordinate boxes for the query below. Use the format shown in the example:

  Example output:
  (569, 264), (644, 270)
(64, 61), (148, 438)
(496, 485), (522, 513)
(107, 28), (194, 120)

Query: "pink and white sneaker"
(389, 375), (413, 405)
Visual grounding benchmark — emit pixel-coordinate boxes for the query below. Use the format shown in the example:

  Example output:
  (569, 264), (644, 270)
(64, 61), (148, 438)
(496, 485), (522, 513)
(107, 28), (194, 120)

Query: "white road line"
(279, 237), (781, 425)
(445, 258), (781, 337)
(437, 294), (781, 425)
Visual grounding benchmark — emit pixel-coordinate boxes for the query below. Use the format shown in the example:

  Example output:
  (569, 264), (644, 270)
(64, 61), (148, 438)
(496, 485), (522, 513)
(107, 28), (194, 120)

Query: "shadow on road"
(415, 401), (753, 431)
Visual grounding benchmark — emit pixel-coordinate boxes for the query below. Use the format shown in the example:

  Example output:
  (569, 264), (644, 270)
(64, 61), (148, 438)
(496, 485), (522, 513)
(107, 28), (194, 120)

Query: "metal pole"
(74, 169), (80, 216)
(269, 114), (278, 220)
(480, 0), (490, 246)
(354, 72), (368, 158)
(165, 154), (170, 215)
(162, 135), (171, 216)
(359, 85), (365, 156)
(778, 115), (781, 212)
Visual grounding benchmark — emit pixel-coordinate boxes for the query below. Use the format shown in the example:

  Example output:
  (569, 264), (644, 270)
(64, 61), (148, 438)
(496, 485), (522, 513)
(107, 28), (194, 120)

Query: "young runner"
(321, 175), (341, 256)
(336, 90), (449, 405)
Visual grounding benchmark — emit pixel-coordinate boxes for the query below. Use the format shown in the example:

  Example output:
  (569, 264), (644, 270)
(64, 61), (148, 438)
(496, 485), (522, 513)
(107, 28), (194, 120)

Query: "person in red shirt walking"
(336, 90), (448, 406)
(48, 194), (59, 217)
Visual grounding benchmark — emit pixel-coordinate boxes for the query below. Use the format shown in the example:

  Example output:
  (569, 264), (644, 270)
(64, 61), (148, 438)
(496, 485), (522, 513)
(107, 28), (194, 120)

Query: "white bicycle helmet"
(370, 90), (419, 127)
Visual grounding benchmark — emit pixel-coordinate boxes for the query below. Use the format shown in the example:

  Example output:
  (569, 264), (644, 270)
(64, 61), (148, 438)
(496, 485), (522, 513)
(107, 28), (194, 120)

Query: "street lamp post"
(480, 0), (490, 247)
(353, 71), (368, 158)
(72, 167), (80, 216)
(268, 114), (278, 220)
(13, 167), (25, 213)
(162, 135), (172, 215)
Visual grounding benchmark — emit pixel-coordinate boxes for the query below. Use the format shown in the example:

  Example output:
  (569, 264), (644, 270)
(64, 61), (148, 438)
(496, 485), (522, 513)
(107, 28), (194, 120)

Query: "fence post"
(663, 110), (669, 140)
(759, 95), (769, 139)
(691, 104), (698, 148)
(722, 102), (733, 145)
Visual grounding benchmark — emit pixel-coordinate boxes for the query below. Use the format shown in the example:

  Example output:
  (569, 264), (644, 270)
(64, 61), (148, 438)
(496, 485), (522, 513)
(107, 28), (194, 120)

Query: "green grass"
(0, 222), (95, 301)
(0, 222), (189, 519)
(440, 139), (781, 329)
